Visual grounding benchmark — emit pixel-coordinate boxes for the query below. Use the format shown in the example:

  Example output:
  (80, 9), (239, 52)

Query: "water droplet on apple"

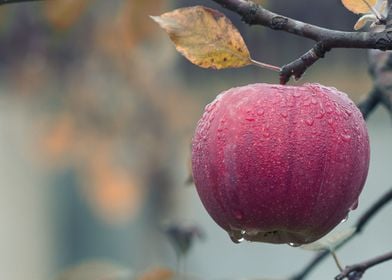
(293, 90), (301, 97)
(341, 130), (351, 142)
(287, 242), (301, 247)
(305, 119), (314, 126)
(257, 109), (265, 116)
(233, 209), (243, 220)
(280, 111), (288, 118)
(350, 200), (359, 210)
(326, 103), (334, 114)
(340, 214), (349, 224)
(315, 112), (324, 119)
(245, 116), (255, 121)
(345, 108), (353, 116)
(229, 235), (242, 244)
(228, 228), (245, 244)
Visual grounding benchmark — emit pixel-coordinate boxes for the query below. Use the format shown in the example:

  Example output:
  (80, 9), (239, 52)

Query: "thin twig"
(211, 0), (392, 83)
(0, 0), (42, 5)
(335, 250), (392, 280)
(290, 187), (392, 280)
(357, 87), (381, 120)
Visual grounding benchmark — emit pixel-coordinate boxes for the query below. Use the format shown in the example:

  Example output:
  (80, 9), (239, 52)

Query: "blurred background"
(0, 0), (391, 279)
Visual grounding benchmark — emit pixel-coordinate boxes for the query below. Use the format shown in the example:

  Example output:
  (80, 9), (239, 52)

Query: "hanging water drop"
(340, 214), (349, 224)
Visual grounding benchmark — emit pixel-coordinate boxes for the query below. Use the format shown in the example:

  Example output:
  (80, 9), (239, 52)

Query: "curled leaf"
(342, 0), (377, 14)
(151, 6), (251, 69)
(300, 227), (356, 252)
(354, 14), (377, 30)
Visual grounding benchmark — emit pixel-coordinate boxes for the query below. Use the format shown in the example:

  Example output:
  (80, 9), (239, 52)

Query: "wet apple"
(192, 83), (370, 245)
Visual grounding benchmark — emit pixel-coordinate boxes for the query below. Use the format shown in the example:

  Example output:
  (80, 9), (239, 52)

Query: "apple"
(191, 83), (370, 245)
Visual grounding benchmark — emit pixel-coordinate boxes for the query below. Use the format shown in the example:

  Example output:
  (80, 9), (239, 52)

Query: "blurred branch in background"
(0, 0), (41, 5)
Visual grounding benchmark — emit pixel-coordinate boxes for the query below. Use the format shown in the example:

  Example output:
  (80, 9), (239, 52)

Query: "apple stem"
(250, 58), (281, 72)
(331, 250), (344, 272)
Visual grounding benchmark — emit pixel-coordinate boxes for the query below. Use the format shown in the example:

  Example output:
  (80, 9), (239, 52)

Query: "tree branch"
(211, 0), (392, 83)
(280, 42), (330, 84)
(357, 87), (381, 120)
(0, 0), (42, 5)
(335, 251), (392, 280)
(290, 187), (392, 280)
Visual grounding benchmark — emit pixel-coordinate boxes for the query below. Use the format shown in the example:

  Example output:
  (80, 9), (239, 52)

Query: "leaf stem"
(362, 0), (383, 20)
(250, 58), (281, 72)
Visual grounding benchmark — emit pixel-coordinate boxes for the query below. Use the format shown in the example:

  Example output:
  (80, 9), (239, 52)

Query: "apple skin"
(191, 83), (370, 245)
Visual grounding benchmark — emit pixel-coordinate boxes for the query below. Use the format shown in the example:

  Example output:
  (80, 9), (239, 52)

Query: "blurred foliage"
(0, 0), (201, 227)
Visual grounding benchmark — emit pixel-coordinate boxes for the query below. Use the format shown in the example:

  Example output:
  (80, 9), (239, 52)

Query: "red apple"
(191, 83), (370, 245)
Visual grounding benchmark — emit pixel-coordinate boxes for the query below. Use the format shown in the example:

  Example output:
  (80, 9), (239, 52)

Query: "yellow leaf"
(151, 6), (251, 69)
(341, 0), (377, 14)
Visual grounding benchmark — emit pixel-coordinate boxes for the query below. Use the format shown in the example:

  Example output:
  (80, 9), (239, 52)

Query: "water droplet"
(350, 200), (359, 210)
(228, 228), (246, 244)
(263, 132), (270, 138)
(205, 103), (216, 112)
(340, 133), (351, 142)
(280, 111), (288, 118)
(345, 108), (352, 116)
(257, 109), (265, 116)
(293, 90), (301, 97)
(229, 235), (243, 244)
(305, 119), (314, 126)
(326, 103), (334, 114)
(233, 209), (243, 220)
(315, 112), (325, 119)
(311, 97), (317, 104)
(287, 242), (300, 247)
(245, 116), (255, 121)
(340, 214), (349, 224)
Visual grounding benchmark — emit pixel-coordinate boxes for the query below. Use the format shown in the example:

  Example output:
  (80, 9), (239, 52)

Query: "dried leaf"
(151, 6), (251, 69)
(300, 227), (356, 251)
(354, 14), (377, 30)
(342, 0), (377, 14)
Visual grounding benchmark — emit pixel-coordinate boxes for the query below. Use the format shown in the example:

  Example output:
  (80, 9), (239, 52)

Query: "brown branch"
(280, 42), (330, 84)
(0, 0), (42, 5)
(211, 0), (392, 83)
(357, 87), (381, 120)
(335, 251), (392, 280)
(289, 187), (392, 280)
